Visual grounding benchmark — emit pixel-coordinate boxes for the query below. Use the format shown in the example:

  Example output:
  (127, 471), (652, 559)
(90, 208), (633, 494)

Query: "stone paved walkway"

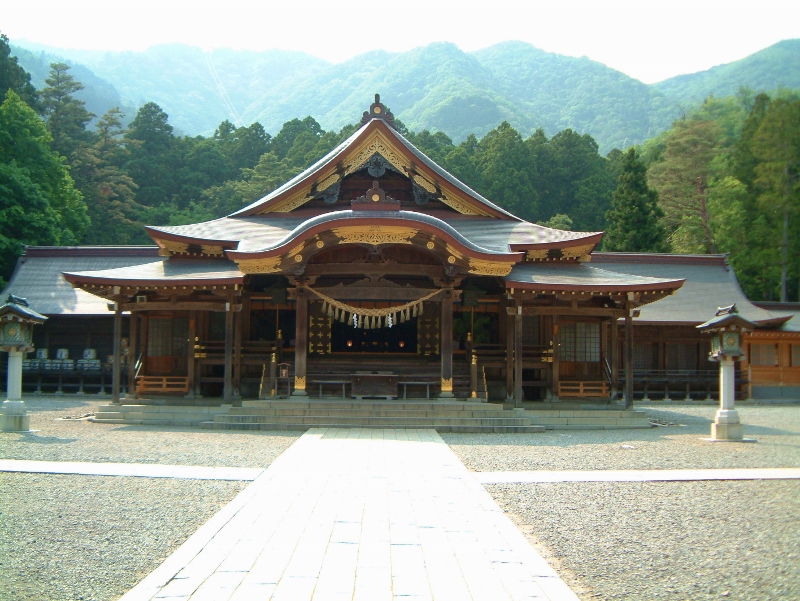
(120, 428), (579, 601)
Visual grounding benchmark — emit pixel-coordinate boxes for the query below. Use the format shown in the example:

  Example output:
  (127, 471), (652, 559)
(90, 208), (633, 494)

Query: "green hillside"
(10, 39), (800, 152)
(653, 39), (800, 102)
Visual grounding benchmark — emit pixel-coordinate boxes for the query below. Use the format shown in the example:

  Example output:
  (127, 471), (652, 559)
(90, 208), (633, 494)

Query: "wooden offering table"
(351, 371), (398, 400)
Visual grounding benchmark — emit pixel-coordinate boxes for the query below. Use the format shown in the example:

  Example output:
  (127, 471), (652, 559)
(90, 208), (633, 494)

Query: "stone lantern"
(697, 304), (755, 442)
(0, 295), (47, 432)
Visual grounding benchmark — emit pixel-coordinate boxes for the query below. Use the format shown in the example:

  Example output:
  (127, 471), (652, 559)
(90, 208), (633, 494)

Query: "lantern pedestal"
(1, 349), (30, 432)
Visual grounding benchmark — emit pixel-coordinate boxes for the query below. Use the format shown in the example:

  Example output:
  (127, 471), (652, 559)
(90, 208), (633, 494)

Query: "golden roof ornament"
(361, 94), (396, 129)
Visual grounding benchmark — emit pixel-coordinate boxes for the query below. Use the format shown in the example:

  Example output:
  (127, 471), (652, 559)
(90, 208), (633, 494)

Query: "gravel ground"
(0, 396), (302, 601)
(0, 397), (302, 467)
(490, 480), (800, 601)
(0, 472), (247, 601)
(443, 405), (800, 601)
(443, 405), (800, 471)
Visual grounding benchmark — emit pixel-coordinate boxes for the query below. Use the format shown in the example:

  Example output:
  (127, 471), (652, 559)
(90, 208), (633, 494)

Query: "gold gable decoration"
(561, 244), (594, 262)
(270, 187), (314, 213)
(332, 225), (418, 245)
(468, 258), (513, 276)
(157, 240), (189, 256)
(526, 249), (549, 261)
(237, 257), (282, 274)
(344, 131), (409, 177)
(440, 191), (487, 217)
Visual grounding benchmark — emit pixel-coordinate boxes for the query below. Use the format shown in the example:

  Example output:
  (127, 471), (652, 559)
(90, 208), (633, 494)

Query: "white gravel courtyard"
(0, 397), (798, 600)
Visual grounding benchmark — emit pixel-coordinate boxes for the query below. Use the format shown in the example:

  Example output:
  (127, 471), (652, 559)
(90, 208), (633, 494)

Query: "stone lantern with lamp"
(697, 304), (756, 442)
(0, 295), (47, 432)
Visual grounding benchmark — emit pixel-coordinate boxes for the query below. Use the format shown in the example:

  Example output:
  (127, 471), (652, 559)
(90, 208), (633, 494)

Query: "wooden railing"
(136, 376), (189, 395)
(558, 381), (609, 398)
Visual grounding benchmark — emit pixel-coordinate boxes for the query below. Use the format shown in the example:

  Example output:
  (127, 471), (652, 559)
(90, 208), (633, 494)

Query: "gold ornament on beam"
(526, 249), (549, 261)
(237, 257), (282, 274)
(560, 244), (594, 262)
(332, 225), (418, 245)
(468, 258), (513, 276)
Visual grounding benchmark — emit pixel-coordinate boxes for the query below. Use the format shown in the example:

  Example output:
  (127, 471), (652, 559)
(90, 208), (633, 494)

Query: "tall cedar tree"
(40, 62), (95, 160)
(751, 98), (800, 301)
(604, 148), (667, 252)
(648, 119), (723, 253)
(0, 33), (40, 112)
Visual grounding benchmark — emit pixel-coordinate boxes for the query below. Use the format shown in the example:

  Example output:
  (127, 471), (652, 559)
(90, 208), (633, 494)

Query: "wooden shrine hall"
(60, 96), (688, 408)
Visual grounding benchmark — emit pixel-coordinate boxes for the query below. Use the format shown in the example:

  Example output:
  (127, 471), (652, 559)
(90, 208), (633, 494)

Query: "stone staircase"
(91, 403), (231, 427)
(518, 404), (651, 429)
(200, 399), (545, 433)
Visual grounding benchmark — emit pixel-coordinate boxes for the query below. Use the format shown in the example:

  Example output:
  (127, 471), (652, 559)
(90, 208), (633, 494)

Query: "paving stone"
(120, 428), (580, 601)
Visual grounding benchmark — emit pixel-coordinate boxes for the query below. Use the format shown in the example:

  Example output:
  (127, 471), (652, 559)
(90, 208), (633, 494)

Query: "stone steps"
(91, 404), (230, 427)
(203, 399), (544, 433)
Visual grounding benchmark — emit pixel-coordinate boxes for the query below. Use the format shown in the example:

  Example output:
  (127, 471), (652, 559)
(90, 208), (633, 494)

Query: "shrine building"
(2, 96), (798, 422)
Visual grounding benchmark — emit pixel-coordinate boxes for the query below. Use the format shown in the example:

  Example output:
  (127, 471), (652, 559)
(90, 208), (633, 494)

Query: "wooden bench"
(311, 379), (349, 399)
(398, 380), (438, 399)
(136, 376), (189, 395)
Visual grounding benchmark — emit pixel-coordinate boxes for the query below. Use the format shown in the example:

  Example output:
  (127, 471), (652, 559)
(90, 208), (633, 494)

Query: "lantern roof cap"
(697, 304), (755, 333)
(0, 295), (47, 324)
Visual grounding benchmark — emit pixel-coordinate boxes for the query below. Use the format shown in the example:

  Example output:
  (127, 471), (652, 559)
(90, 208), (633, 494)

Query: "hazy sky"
(4, 0), (799, 83)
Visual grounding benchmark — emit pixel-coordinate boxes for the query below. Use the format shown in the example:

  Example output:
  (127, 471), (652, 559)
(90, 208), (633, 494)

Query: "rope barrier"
(305, 287), (443, 329)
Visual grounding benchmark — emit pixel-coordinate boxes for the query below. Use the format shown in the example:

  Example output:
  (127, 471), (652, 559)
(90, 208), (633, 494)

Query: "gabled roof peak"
(361, 94), (396, 129)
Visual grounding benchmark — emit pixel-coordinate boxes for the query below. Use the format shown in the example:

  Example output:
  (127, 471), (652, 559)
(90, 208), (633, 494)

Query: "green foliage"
(0, 90), (88, 282)
(539, 214), (573, 231)
(604, 148), (667, 252)
(0, 33), (40, 112)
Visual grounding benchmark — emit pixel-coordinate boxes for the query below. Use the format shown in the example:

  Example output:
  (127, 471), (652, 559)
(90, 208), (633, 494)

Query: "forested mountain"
(654, 39), (800, 103)
(2, 33), (798, 301)
(11, 39), (798, 153)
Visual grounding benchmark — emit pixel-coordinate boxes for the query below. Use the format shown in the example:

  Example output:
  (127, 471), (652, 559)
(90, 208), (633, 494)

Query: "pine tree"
(604, 148), (668, 252)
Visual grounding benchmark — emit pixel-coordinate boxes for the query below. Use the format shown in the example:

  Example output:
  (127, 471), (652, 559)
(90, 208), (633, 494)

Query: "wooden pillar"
(505, 312), (514, 400)
(514, 304), (523, 408)
(292, 286), (308, 396)
(233, 308), (242, 399)
(624, 304), (634, 409)
(440, 288), (454, 398)
(186, 311), (196, 398)
(126, 313), (138, 399)
(111, 304), (122, 404)
(223, 302), (234, 402)
(611, 316), (620, 399)
(552, 314), (560, 400)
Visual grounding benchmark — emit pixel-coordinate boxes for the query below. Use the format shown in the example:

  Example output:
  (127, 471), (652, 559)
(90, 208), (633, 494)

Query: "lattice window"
(633, 343), (657, 369)
(792, 344), (800, 367)
(148, 317), (188, 357)
(750, 343), (777, 366)
(666, 343), (698, 370)
(560, 322), (600, 362)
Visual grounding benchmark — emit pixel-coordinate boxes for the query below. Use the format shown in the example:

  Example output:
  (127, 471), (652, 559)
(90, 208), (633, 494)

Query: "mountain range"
(11, 38), (800, 153)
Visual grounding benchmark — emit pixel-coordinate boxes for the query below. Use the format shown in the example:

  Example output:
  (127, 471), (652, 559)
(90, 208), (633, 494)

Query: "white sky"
(3, 0), (799, 83)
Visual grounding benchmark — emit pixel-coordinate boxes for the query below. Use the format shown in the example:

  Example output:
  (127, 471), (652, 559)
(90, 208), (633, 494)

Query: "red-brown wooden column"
(223, 302), (234, 402)
(111, 303), (122, 404)
(292, 286), (308, 396)
(186, 311), (196, 398)
(233, 308), (242, 399)
(126, 312), (138, 399)
(624, 303), (634, 409)
(439, 288), (454, 398)
(514, 303), (523, 408)
(506, 312), (514, 400)
(610, 316), (620, 399)
(552, 314), (560, 400)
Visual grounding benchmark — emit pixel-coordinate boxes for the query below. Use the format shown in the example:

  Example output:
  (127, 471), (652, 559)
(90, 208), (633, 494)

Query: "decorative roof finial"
(361, 94), (396, 129)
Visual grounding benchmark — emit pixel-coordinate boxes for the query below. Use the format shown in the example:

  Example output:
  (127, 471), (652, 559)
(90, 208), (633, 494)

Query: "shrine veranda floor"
(1, 397), (799, 601)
